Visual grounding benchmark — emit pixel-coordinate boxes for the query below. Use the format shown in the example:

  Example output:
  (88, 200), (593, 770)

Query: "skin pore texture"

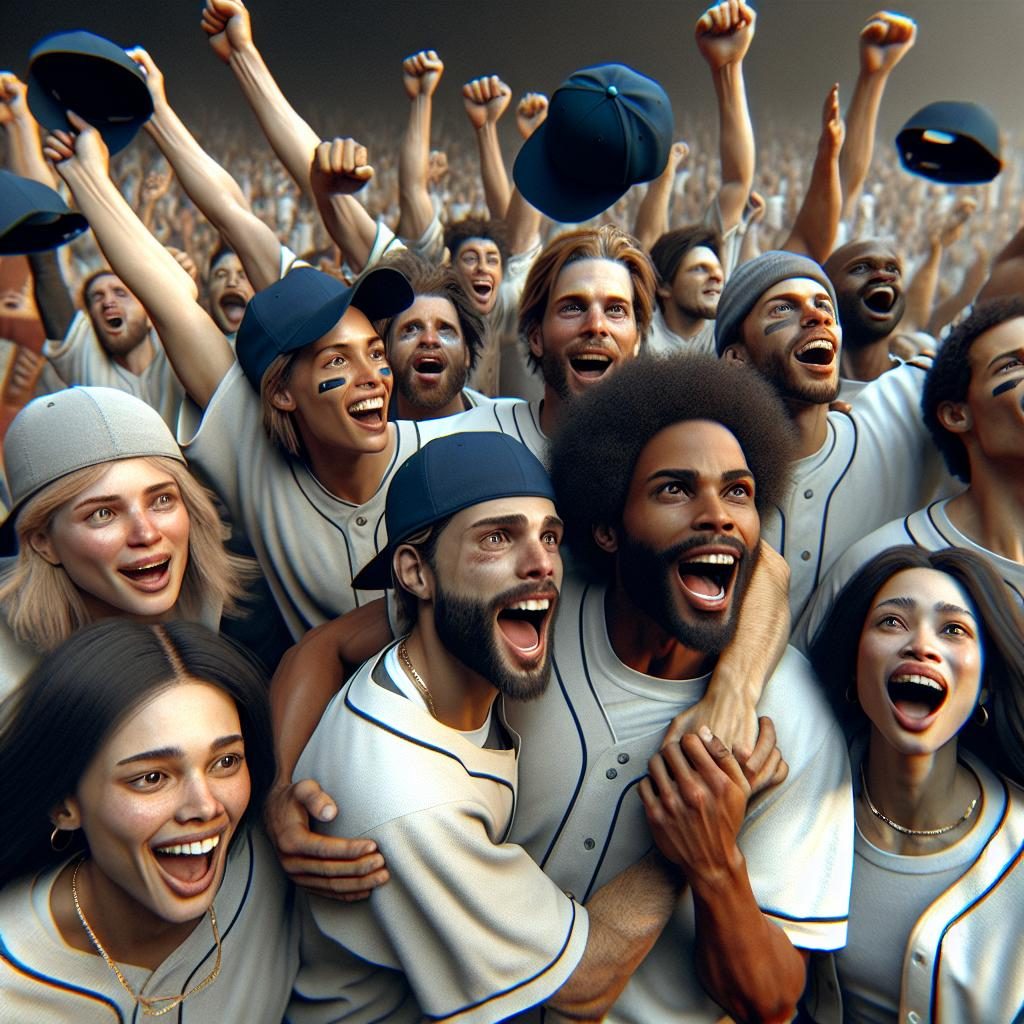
(30, 458), (190, 622)
(452, 238), (503, 316)
(600, 419), (760, 682)
(856, 568), (985, 853)
(50, 681), (250, 969)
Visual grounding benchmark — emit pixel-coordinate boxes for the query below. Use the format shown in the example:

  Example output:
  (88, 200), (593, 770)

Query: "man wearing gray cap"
(715, 250), (947, 619)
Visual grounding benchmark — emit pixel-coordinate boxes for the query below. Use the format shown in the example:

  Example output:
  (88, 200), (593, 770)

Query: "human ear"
(269, 382), (296, 412)
(723, 344), (748, 366)
(528, 325), (544, 361)
(394, 545), (435, 602)
(593, 523), (619, 554)
(30, 530), (61, 566)
(50, 797), (81, 832)
(936, 400), (972, 434)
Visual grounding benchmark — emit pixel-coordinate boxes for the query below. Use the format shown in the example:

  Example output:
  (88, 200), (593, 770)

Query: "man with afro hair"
(504, 353), (854, 1023)
(797, 297), (1024, 648)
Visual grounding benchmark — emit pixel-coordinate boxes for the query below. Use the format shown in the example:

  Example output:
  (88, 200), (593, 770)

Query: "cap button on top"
(606, 84), (619, 97)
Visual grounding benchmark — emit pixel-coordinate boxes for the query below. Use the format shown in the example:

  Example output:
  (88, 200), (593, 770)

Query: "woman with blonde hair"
(0, 386), (245, 694)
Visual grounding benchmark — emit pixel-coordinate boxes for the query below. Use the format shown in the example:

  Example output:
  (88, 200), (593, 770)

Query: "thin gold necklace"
(859, 764), (977, 837)
(71, 858), (223, 1017)
(398, 639), (437, 718)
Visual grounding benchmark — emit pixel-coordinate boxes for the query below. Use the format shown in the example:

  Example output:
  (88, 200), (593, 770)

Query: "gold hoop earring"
(973, 703), (989, 728)
(50, 826), (74, 852)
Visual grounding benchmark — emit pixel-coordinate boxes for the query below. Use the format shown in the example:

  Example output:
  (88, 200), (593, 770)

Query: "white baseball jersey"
(43, 311), (185, 430)
(805, 752), (1024, 1024)
(644, 305), (716, 357)
(0, 827), (297, 1023)
(178, 362), (452, 639)
(761, 361), (949, 622)
(447, 397), (548, 464)
(793, 497), (1024, 653)
(289, 647), (589, 1024)
(505, 576), (854, 1024)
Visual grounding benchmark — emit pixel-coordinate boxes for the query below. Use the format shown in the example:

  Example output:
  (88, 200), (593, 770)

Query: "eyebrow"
(469, 513), (565, 531)
(116, 734), (244, 767)
(644, 468), (753, 486)
(876, 596), (976, 618)
(73, 480), (179, 511)
(985, 348), (1024, 370)
(762, 291), (833, 307)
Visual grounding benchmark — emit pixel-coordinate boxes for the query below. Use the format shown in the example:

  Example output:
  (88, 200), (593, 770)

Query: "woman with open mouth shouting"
(0, 386), (246, 697)
(804, 546), (1024, 1023)
(0, 619), (295, 1020)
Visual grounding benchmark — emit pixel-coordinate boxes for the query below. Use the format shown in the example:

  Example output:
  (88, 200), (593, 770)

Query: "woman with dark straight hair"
(804, 546), (1024, 1023)
(0, 619), (296, 1021)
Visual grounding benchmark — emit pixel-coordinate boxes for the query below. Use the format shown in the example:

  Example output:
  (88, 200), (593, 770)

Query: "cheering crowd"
(0, 1), (1023, 1021)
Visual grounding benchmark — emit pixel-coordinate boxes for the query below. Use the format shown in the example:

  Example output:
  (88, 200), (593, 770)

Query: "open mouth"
(412, 354), (446, 376)
(887, 672), (947, 723)
(348, 395), (385, 426)
(569, 352), (613, 381)
(152, 833), (221, 897)
(470, 279), (493, 302)
(496, 595), (555, 656)
(863, 284), (897, 315)
(794, 338), (836, 366)
(118, 558), (171, 591)
(219, 292), (247, 327)
(104, 315), (124, 330)
(676, 552), (739, 610)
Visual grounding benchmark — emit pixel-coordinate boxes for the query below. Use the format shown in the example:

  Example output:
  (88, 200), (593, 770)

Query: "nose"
(692, 492), (735, 534)
(900, 625), (942, 663)
(582, 303), (610, 337)
(419, 323), (440, 348)
(126, 509), (161, 547)
(518, 535), (559, 581)
(800, 297), (833, 327)
(175, 772), (224, 823)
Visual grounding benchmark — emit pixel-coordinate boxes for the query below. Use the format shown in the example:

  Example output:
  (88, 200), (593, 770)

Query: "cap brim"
(513, 122), (627, 224)
(0, 210), (88, 254)
(352, 547), (394, 591)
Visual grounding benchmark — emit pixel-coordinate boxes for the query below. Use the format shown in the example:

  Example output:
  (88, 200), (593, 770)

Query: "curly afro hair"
(550, 354), (797, 578)
(922, 297), (1024, 483)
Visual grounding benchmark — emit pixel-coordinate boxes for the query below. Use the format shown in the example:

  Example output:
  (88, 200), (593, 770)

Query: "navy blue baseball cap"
(513, 63), (673, 224)
(896, 101), (1002, 185)
(27, 30), (153, 155)
(0, 169), (87, 254)
(353, 432), (556, 591)
(235, 264), (415, 390)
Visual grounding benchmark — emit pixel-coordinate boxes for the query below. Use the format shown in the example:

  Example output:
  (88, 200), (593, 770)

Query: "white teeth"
(686, 553), (735, 566)
(573, 353), (612, 363)
(890, 674), (944, 691)
(127, 561), (166, 572)
(155, 834), (220, 856)
(797, 339), (833, 354)
(349, 396), (384, 414)
(511, 599), (550, 612)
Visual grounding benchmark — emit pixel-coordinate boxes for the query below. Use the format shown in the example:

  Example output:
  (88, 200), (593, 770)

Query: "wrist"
(688, 845), (746, 898)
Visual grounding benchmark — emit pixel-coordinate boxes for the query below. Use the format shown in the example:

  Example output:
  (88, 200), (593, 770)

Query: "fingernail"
(698, 725), (713, 743)
(318, 805), (337, 822)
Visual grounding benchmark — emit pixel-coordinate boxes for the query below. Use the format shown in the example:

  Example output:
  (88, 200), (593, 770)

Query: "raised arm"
(0, 72), (57, 188)
(927, 237), (987, 338)
(634, 141), (690, 252)
(782, 84), (845, 263)
(397, 49), (444, 243)
(462, 74), (513, 219)
(839, 11), (917, 223)
(505, 92), (549, 256)
(696, 0), (756, 233)
(45, 115), (233, 407)
(202, 0), (318, 193)
(130, 46), (284, 291)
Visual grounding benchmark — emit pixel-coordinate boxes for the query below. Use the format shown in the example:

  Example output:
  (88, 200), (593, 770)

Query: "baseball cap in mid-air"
(896, 101), (1002, 185)
(352, 432), (556, 591)
(27, 30), (153, 155)
(513, 63), (673, 224)
(235, 265), (414, 390)
(0, 169), (87, 254)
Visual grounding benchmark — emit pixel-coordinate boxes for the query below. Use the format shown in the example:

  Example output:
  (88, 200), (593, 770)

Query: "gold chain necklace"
(859, 764), (977, 837)
(398, 639), (437, 718)
(71, 859), (223, 1017)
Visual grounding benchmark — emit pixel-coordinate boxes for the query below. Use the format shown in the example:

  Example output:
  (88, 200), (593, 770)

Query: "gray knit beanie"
(714, 251), (837, 356)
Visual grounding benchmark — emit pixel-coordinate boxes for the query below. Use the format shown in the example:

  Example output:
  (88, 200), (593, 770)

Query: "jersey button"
(907, 1013), (920, 1024)
(800, 550), (812, 561)
(617, 753), (630, 764)
(912, 952), (925, 966)
(564, 890), (576, 900)
(355, 516), (367, 526)
(584, 838), (595, 850)
(803, 489), (814, 499)
(606, 768), (618, 780)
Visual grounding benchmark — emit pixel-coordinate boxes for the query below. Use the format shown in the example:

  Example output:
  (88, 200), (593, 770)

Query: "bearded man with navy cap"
(290, 432), (690, 1024)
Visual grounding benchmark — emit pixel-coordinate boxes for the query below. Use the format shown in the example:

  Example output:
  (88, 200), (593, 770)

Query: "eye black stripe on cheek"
(318, 377), (347, 394)
(992, 377), (1022, 397)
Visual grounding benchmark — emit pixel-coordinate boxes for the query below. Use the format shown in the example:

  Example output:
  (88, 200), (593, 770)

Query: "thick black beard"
(433, 583), (555, 702)
(397, 361), (469, 412)
(616, 533), (755, 656)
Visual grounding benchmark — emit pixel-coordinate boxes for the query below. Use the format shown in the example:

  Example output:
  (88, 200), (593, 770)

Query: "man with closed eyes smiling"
(714, 251), (952, 621)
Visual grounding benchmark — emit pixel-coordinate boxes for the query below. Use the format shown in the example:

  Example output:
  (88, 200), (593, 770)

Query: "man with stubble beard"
(715, 250), (948, 619)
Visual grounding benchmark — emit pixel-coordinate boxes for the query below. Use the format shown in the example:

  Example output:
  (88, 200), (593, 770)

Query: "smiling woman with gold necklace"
(804, 546), (1024, 1023)
(0, 619), (296, 1021)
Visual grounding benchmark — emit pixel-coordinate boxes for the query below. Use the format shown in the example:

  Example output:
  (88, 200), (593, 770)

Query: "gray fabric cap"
(714, 251), (838, 356)
(3, 387), (184, 517)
